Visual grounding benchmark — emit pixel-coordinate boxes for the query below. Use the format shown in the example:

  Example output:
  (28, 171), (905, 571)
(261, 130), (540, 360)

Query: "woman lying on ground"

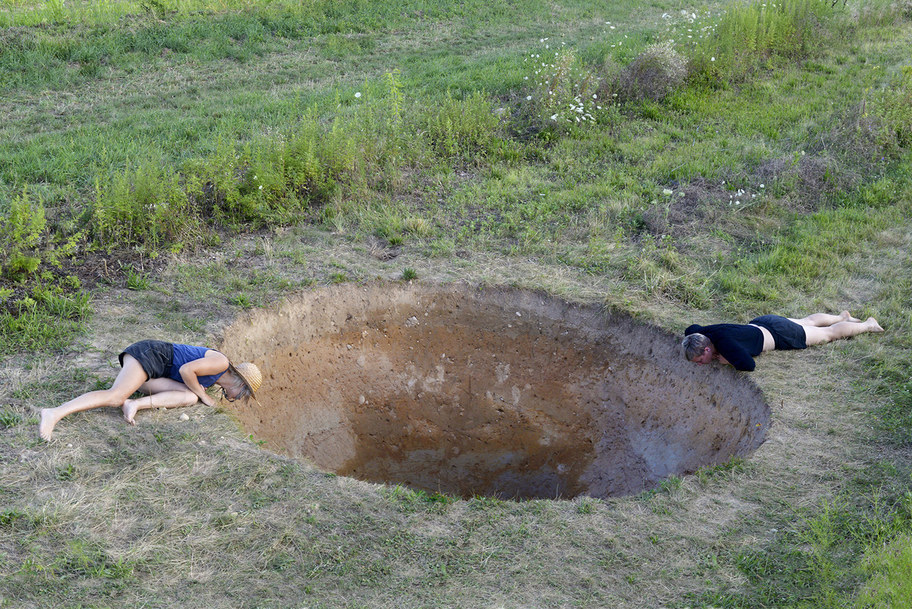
(682, 311), (883, 372)
(39, 340), (262, 441)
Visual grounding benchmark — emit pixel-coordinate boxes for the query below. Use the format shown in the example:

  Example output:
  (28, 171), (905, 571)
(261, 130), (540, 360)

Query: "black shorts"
(119, 340), (173, 380)
(749, 315), (807, 350)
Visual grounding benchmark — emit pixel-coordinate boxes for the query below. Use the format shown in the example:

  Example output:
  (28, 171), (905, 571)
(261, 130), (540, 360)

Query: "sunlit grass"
(0, 0), (485, 27)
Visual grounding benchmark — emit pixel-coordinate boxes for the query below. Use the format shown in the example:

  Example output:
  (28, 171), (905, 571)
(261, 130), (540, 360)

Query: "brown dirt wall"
(219, 282), (770, 499)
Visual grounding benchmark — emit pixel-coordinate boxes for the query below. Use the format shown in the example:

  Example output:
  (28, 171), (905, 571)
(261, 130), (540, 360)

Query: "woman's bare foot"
(865, 317), (884, 332)
(122, 400), (139, 426)
(39, 409), (57, 441)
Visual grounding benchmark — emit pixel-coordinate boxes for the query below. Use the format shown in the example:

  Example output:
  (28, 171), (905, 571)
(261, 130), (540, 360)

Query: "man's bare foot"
(39, 409), (57, 441)
(866, 317), (884, 332)
(841, 310), (862, 323)
(122, 400), (139, 426)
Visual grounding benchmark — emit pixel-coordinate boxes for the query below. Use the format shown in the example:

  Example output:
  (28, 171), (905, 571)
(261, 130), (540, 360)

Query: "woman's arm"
(178, 350), (230, 406)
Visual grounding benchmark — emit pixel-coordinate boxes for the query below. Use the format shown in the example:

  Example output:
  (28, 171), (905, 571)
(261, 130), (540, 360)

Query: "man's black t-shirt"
(685, 323), (764, 371)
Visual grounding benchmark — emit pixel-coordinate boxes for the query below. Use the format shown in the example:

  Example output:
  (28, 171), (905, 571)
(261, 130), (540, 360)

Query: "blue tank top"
(167, 343), (226, 387)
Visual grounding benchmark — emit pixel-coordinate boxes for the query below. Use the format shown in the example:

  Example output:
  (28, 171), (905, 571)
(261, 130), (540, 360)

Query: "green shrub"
(424, 91), (502, 164)
(523, 47), (603, 133)
(0, 187), (46, 281)
(182, 115), (361, 228)
(285, 117), (355, 208)
(617, 41), (688, 102)
(184, 137), (247, 224)
(93, 160), (205, 251)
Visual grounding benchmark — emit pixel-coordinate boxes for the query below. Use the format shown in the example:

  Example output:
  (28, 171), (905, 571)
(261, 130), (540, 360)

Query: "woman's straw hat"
(230, 362), (263, 396)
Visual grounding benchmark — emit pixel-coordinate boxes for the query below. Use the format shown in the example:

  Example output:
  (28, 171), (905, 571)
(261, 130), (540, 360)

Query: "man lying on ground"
(682, 311), (883, 371)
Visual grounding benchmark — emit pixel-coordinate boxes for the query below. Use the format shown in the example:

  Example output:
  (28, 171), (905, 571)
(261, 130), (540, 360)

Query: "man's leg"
(802, 318), (884, 346)
(790, 311), (861, 327)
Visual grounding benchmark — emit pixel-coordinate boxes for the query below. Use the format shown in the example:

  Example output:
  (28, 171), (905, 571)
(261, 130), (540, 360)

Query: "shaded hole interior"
(222, 284), (770, 499)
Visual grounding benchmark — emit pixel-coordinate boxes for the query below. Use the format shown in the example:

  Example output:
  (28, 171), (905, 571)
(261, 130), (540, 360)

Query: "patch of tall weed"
(0, 187), (45, 282)
(93, 159), (207, 251)
(520, 46), (607, 136)
(868, 67), (912, 152)
(87, 72), (504, 250)
(424, 91), (503, 165)
(0, 187), (89, 350)
(686, 0), (839, 84)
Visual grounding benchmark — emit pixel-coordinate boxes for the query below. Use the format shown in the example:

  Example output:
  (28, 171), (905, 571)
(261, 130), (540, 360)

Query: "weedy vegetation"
(2, 0), (912, 606)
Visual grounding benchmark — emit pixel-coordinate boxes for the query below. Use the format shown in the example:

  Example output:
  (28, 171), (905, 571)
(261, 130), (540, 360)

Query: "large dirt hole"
(220, 283), (770, 499)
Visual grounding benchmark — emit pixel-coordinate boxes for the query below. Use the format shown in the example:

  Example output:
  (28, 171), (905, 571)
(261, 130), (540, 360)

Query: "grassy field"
(2, 0), (912, 606)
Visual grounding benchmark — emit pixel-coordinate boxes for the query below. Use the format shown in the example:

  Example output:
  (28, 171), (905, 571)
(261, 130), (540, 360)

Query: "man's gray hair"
(682, 333), (711, 361)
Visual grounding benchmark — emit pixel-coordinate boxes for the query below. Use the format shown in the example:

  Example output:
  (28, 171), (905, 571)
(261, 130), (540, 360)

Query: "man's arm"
(712, 335), (756, 371)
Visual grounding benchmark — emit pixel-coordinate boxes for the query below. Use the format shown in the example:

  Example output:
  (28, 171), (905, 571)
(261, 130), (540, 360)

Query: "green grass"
(697, 472), (912, 608)
(2, 0), (912, 607)
(855, 533), (912, 608)
(0, 290), (91, 355)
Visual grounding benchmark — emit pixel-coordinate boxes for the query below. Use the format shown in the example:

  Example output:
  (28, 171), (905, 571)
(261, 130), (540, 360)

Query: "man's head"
(682, 333), (714, 365)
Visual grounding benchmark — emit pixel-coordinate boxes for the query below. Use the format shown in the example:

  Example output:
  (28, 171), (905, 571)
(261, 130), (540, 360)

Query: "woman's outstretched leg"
(39, 356), (148, 440)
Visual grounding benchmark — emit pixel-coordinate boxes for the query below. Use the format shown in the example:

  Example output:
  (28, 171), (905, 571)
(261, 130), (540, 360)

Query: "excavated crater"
(219, 283), (770, 499)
